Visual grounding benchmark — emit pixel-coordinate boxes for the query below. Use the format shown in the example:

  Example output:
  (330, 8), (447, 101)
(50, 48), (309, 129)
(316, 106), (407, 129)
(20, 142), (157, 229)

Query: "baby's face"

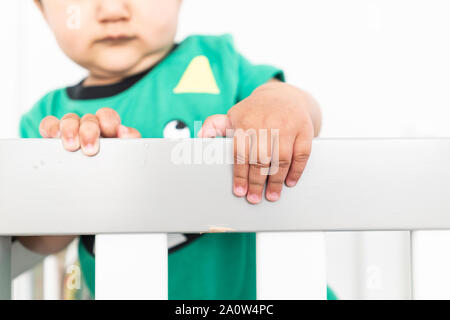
(38, 0), (181, 77)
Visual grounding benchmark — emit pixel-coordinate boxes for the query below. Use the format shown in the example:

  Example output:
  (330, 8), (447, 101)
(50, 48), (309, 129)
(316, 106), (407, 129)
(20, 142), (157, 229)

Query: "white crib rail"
(1, 138), (450, 299)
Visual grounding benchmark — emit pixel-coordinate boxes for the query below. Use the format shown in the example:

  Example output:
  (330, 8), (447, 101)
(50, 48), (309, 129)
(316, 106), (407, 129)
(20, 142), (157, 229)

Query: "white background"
(3, 0), (450, 139)
(2, 0), (450, 299)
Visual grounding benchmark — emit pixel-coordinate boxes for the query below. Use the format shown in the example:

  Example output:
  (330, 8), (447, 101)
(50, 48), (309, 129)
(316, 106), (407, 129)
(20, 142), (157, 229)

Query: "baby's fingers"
(39, 116), (60, 138)
(96, 108), (141, 138)
(198, 114), (233, 138)
(96, 108), (121, 137)
(117, 125), (141, 138)
(265, 137), (294, 202)
(60, 113), (80, 152)
(79, 114), (100, 156)
(286, 134), (313, 187)
(233, 132), (250, 198)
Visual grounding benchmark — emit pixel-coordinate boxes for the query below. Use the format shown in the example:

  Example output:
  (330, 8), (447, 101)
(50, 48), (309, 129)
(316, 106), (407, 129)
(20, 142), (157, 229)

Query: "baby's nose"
(97, 0), (131, 24)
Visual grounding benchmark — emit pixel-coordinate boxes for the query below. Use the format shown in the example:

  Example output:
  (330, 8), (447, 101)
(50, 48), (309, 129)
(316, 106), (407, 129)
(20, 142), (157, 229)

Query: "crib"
(2, 0), (450, 300)
(1, 138), (450, 300)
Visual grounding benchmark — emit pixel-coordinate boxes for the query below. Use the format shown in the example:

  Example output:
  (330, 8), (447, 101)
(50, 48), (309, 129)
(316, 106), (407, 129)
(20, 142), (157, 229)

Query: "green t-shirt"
(19, 34), (284, 300)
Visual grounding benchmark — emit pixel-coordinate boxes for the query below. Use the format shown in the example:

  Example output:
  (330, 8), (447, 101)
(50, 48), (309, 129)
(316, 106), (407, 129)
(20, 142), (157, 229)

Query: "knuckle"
(250, 161), (270, 169)
(290, 166), (305, 177)
(96, 108), (120, 123)
(80, 123), (100, 137)
(248, 181), (264, 189)
(81, 113), (98, 123)
(276, 159), (291, 169)
(293, 152), (310, 164)
(268, 177), (285, 185)
(101, 121), (119, 136)
(234, 153), (248, 165)
(233, 171), (248, 181)
(61, 113), (79, 121)
(96, 107), (117, 116)
(41, 115), (57, 124)
(250, 162), (271, 177)
(60, 119), (79, 133)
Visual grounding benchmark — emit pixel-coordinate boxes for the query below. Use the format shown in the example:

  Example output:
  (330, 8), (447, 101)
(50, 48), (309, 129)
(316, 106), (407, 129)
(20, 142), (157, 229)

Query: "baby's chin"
(89, 49), (152, 78)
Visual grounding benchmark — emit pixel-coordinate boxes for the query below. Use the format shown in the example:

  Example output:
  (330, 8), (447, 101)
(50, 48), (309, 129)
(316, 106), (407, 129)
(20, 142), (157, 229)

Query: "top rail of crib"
(1, 138), (450, 235)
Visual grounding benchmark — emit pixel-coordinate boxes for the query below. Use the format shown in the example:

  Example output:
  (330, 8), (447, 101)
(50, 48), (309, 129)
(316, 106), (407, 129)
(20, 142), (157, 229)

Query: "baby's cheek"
(136, 5), (179, 48)
(57, 34), (91, 66)
(141, 23), (178, 53)
(46, 3), (96, 60)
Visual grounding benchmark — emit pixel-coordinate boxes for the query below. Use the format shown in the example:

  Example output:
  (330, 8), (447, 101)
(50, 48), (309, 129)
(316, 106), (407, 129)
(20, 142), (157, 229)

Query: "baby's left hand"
(198, 82), (320, 204)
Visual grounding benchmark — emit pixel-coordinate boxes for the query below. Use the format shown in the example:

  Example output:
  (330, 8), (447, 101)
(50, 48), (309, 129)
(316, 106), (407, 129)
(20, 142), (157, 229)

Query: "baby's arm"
(199, 80), (322, 204)
(17, 108), (142, 255)
(18, 236), (76, 255)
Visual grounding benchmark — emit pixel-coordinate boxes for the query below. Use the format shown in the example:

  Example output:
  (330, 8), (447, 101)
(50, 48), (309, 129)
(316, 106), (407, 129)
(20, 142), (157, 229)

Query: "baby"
(18, 0), (322, 299)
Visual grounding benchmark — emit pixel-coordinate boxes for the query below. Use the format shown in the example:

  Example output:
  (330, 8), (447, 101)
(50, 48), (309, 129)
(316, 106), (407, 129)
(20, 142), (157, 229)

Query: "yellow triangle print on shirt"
(173, 56), (220, 94)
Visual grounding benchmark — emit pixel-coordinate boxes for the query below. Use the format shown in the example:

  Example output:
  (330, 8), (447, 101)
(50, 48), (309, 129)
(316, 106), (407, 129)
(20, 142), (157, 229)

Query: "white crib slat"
(43, 255), (61, 300)
(256, 232), (326, 300)
(356, 232), (412, 299)
(12, 270), (36, 300)
(0, 236), (11, 299)
(95, 234), (168, 300)
(325, 231), (411, 300)
(412, 231), (450, 300)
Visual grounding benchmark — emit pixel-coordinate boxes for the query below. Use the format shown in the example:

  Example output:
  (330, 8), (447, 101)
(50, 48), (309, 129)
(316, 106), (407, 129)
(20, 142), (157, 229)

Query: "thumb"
(198, 114), (233, 138)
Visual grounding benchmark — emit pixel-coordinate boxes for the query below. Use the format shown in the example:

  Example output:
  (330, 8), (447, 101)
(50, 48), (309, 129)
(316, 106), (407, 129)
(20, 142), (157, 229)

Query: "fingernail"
(267, 192), (280, 201)
(286, 179), (297, 187)
(65, 137), (78, 150)
(234, 186), (246, 197)
(247, 194), (261, 204)
(84, 143), (97, 156)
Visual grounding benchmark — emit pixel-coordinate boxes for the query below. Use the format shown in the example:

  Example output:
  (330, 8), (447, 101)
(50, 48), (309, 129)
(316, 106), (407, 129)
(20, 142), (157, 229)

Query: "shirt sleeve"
(236, 52), (285, 102)
(19, 113), (41, 138)
(19, 95), (51, 138)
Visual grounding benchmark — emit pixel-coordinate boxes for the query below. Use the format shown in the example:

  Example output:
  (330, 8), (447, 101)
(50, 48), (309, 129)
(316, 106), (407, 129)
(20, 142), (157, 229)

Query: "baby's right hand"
(39, 108), (141, 156)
